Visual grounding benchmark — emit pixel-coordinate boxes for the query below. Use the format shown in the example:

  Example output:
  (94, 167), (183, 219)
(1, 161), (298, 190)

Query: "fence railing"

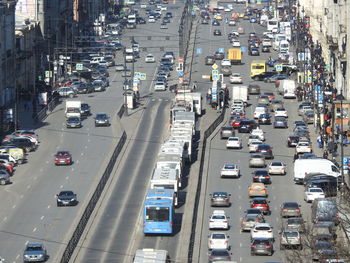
(187, 107), (226, 262)
(60, 131), (127, 263)
(35, 97), (60, 122)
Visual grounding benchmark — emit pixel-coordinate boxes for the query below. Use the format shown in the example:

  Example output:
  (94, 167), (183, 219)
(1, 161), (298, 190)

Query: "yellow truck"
(227, 48), (242, 64)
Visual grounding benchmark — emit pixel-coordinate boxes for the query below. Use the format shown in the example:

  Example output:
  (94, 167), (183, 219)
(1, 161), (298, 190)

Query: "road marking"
(238, 195), (241, 199)
(61, 133), (64, 136)
(240, 257), (242, 262)
(65, 176), (69, 180)
(20, 195), (23, 199)
(12, 205), (16, 209)
(71, 168), (74, 172)
(40, 216), (44, 220)
(27, 185), (31, 189)
(88, 139), (91, 142)
(33, 176), (37, 180)
(40, 168), (43, 172)
(240, 243), (242, 247)
(16, 254), (20, 259)
(3, 217), (7, 221)
(47, 205), (51, 209)
(238, 185), (241, 189)
(76, 160), (79, 164)
(46, 160), (49, 164)
(60, 185), (63, 188)
(56, 146), (59, 149)
(239, 206), (241, 210)
(81, 153), (84, 156)
(32, 227), (37, 232)
(158, 99), (162, 101)
(151, 99), (155, 101)
(85, 145), (88, 149)
(165, 99), (169, 101)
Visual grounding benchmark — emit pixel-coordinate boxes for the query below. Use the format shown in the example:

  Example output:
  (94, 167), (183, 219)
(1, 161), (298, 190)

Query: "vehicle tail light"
(210, 220), (214, 223)
(225, 240), (228, 244)
(210, 240), (213, 244)
(223, 220), (228, 223)
(268, 230), (272, 232)
(251, 245), (256, 247)
(254, 230), (258, 232)
(266, 245), (271, 248)
(294, 209), (300, 211)
(283, 209), (288, 211)
(170, 222), (173, 227)
(224, 197), (228, 200)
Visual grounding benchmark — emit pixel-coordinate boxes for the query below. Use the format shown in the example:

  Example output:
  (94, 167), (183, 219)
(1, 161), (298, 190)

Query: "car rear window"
(256, 226), (271, 231)
(212, 233), (225, 239)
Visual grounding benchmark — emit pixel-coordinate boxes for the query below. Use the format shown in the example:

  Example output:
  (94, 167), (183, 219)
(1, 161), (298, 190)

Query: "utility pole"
(123, 47), (128, 116)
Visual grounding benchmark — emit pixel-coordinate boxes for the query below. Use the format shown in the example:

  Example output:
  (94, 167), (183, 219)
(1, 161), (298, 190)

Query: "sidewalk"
(17, 100), (37, 130)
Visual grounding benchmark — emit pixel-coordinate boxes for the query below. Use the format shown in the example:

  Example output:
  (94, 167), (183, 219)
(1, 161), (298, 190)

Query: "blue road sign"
(218, 48), (225, 53)
(315, 85), (321, 92)
(240, 46), (246, 52)
(196, 48), (202, 54)
(178, 71), (184, 77)
(212, 70), (219, 75)
(343, 157), (349, 166)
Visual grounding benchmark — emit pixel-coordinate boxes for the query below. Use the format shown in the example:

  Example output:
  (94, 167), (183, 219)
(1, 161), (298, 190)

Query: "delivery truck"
(227, 48), (242, 64)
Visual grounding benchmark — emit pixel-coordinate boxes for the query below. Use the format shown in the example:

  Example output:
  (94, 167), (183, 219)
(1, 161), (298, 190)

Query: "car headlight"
(57, 198), (61, 201)
(71, 198), (76, 201)
(24, 254), (30, 258)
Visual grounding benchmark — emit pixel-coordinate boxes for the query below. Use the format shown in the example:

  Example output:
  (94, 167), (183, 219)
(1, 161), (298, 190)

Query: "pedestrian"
(323, 150), (329, 159)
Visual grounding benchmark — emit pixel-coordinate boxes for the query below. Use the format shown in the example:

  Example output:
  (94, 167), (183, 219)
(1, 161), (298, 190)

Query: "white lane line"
(71, 168), (74, 172)
(239, 206), (241, 210)
(46, 160), (49, 164)
(47, 205), (51, 209)
(40, 168), (43, 172)
(32, 227), (37, 232)
(88, 139), (91, 142)
(81, 153), (84, 156)
(240, 257), (242, 262)
(16, 254), (20, 259)
(20, 195), (23, 199)
(27, 185), (31, 189)
(87, 128), (90, 131)
(12, 205), (16, 209)
(238, 185), (241, 189)
(3, 217), (7, 221)
(65, 176), (69, 180)
(33, 176), (37, 181)
(85, 145), (88, 149)
(158, 99), (162, 101)
(76, 160), (79, 164)
(60, 185), (63, 189)
(151, 98), (155, 101)
(238, 195), (241, 199)
(40, 216), (44, 220)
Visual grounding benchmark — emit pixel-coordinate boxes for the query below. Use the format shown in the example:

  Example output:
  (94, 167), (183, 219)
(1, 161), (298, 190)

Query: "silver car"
(279, 229), (302, 250)
(249, 153), (266, 168)
(210, 192), (231, 207)
(23, 243), (47, 262)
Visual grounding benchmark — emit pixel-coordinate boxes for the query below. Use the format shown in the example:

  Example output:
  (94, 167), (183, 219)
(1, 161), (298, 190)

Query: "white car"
(254, 107), (267, 119)
(268, 161), (286, 175)
(296, 141), (312, 154)
(263, 31), (274, 39)
(208, 233), (229, 250)
(262, 39), (272, 47)
(248, 135), (262, 146)
(228, 20), (236, 26)
(275, 108), (288, 118)
(251, 223), (274, 240)
(232, 40), (241, 47)
(304, 187), (326, 202)
(230, 73), (243, 84)
(148, 16), (156, 23)
(232, 99), (244, 108)
(224, 7), (231, 12)
(249, 141), (263, 152)
(226, 137), (242, 149)
(145, 54), (155, 63)
(251, 128), (265, 141)
(154, 81), (166, 91)
(221, 164), (240, 178)
(218, 5), (224, 10)
(221, 59), (231, 67)
(209, 210), (229, 230)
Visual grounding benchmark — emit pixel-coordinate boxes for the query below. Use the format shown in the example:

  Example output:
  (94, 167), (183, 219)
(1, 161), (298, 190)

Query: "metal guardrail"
(60, 131), (127, 263)
(35, 97), (60, 122)
(187, 107), (226, 263)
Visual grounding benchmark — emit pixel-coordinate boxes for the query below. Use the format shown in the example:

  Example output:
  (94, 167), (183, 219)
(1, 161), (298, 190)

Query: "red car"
(54, 151), (73, 165)
(250, 197), (271, 215)
(232, 118), (245, 129)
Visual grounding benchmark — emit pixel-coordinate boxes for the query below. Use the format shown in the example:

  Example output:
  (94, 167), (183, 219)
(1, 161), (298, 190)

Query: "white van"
(273, 34), (287, 51)
(278, 79), (296, 98)
(293, 159), (341, 184)
(279, 40), (290, 53)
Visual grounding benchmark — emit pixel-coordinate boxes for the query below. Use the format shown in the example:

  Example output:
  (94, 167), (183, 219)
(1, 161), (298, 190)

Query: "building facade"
(299, 0), (350, 99)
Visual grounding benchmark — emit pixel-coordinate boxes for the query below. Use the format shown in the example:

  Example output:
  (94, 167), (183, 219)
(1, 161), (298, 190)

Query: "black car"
(238, 120), (255, 133)
(214, 51), (225, 60)
(258, 113), (271, 125)
(81, 103), (91, 116)
(95, 113), (110, 127)
(287, 135), (300, 147)
(252, 71), (276, 81)
(256, 144), (274, 159)
(252, 170), (271, 184)
(56, 190), (78, 206)
(208, 249), (231, 263)
(2, 137), (36, 152)
(212, 20), (220, 26)
(205, 56), (215, 65)
(213, 29), (221, 36)
(137, 17), (146, 24)
(66, 116), (82, 128)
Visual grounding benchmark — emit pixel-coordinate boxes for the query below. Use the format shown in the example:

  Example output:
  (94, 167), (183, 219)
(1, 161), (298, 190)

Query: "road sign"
(76, 63), (83, 70)
(134, 72), (141, 78)
(178, 57), (184, 63)
(196, 48), (202, 54)
(45, 71), (50, 78)
(202, 75), (211, 79)
(212, 64), (218, 70)
(307, 76), (312, 83)
(133, 77), (140, 84)
(240, 46), (246, 52)
(218, 48), (224, 53)
(315, 85), (321, 92)
(275, 64), (283, 72)
(178, 71), (184, 77)
(212, 74), (219, 80)
(139, 73), (146, 80)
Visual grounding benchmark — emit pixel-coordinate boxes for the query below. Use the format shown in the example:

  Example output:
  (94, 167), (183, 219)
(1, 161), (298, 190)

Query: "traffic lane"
(0, 124), (117, 262)
(76, 100), (170, 263)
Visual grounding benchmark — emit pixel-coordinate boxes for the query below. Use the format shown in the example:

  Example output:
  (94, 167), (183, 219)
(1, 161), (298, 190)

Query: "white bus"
(267, 18), (279, 32)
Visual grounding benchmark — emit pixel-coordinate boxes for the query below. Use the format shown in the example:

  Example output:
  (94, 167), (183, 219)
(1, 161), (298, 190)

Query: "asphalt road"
(192, 3), (317, 263)
(71, 2), (194, 263)
(0, 4), (183, 263)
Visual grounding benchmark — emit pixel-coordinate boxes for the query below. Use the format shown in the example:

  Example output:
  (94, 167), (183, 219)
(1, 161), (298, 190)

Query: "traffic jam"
(199, 1), (346, 263)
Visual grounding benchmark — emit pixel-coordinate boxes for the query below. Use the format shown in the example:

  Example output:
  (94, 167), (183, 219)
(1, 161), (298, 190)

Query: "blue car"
(273, 116), (288, 128)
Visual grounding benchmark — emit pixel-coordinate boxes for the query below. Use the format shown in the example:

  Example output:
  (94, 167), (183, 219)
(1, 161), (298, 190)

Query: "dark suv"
(256, 144), (274, 159)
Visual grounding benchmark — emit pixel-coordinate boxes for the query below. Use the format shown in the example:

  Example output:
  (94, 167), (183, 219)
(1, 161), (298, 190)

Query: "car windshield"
(255, 170), (268, 175)
(309, 188), (323, 193)
(145, 207), (170, 222)
(271, 162), (282, 166)
(97, 114), (107, 119)
(283, 231), (298, 237)
(26, 246), (43, 251)
(57, 152), (68, 156)
(253, 199), (267, 204)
